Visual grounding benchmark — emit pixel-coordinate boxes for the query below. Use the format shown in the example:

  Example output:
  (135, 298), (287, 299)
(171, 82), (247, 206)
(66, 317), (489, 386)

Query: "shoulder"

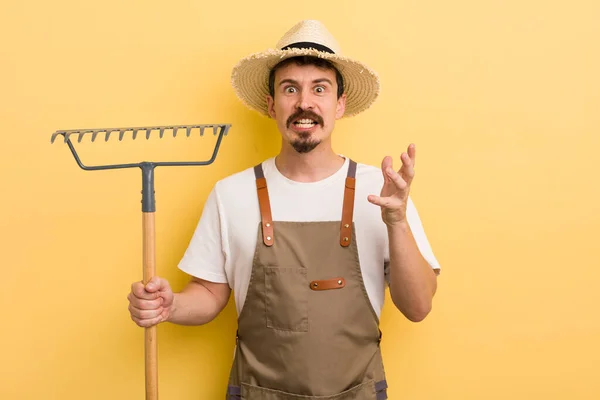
(355, 161), (382, 179)
(352, 160), (384, 190)
(210, 159), (277, 213)
(213, 161), (263, 199)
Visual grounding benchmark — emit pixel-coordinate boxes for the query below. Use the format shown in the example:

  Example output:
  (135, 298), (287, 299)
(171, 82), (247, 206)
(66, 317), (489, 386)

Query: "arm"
(168, 277), (231, 325)
(387, 221), (437, 322)
(169, 185), (232, 325)
(128, 276), (230, 327)
(368, 144), (438, 322)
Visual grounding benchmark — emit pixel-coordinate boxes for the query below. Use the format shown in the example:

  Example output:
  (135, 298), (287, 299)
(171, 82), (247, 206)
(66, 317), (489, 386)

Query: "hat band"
(281, 41), (335, 54)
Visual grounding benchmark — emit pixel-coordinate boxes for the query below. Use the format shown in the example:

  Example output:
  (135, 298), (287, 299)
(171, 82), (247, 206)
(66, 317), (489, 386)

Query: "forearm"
(167, 279), (230, 326)
(387, 221), (437, 322)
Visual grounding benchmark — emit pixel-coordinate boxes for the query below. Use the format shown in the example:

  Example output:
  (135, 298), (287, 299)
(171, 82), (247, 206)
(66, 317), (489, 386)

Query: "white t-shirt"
(178, 157), (441, 318)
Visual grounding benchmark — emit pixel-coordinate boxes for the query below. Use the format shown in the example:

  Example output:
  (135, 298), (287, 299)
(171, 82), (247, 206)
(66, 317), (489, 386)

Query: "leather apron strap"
(253, 159), (357, 248)
(254, 164), (274, 247)
(340, 159), (357, 247)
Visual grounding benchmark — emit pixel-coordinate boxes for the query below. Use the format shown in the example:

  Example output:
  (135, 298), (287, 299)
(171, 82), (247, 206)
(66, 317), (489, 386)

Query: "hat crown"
(275, 20), (341, 54)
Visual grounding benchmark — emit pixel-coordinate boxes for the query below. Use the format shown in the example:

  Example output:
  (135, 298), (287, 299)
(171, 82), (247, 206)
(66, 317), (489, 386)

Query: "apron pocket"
(241, 380), (377, 399)
(265, 267), (308, 332)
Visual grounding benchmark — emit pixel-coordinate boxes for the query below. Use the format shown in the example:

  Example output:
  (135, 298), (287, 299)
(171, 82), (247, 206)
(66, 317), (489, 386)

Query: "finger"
(129, 303), (163, 319)
(156, 278), (172, 297)
(144, 276), (163, 293)
(408, 143), (416, 166)
(381, 156), (393, 183)
(368, 195), (387, 207)
(386, 167), (409, 192)
(128, 303), (164, 320)
(131, 282), (159, 300)
(368, 194), (403, 208)
(399, 153), (415, 185)
(128, 294), (163, 310)
(131, 314), (163, 328)
(146, 277), (172, 298)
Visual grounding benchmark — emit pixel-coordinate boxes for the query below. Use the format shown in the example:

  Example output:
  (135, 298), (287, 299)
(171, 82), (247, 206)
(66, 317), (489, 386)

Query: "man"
(128, 20), (440, 399)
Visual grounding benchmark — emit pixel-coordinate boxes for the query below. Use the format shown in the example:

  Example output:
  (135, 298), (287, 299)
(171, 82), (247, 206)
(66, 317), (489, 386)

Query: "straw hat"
(231, 20), (380, 118)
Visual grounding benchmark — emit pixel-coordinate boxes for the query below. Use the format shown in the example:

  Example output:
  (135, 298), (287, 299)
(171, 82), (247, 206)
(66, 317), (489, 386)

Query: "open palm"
(368, 144), (416, 226)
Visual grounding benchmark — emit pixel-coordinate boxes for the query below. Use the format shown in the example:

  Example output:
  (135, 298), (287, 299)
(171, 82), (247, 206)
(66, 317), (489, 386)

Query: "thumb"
(368, 194), (389, 208)
(145, 276), (165, 293)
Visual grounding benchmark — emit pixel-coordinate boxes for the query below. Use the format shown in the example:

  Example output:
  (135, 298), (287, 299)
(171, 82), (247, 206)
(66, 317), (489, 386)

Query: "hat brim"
(231, 47), (380, 118)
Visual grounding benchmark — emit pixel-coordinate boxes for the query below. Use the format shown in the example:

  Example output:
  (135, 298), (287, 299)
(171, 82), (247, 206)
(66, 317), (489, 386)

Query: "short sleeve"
(406, 197), (441, 274)
(178, 187), (229, 284)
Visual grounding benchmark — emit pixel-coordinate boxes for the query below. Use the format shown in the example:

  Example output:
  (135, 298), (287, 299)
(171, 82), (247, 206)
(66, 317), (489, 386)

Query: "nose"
(296, 90), (314, 110)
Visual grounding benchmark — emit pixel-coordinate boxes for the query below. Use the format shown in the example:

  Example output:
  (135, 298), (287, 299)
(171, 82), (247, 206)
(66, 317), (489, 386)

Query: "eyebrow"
(278, 78), (334, 86)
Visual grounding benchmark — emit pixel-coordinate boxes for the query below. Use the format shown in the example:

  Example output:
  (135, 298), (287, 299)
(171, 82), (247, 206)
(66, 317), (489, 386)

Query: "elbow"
(393, 298), (432, 322)
(405, 306), (431, 322)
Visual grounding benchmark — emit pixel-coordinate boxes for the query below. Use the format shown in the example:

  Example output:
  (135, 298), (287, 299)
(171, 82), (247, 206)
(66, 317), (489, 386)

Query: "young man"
(128, 20), (440, 399)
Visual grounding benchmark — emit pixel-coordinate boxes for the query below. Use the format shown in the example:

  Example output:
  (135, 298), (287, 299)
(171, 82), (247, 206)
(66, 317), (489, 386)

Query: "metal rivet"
(313, 283), (318, 287)
(343, 237), (349, 242)
(266, 236), (272, 241)
(266, 223), (271, 227)
(338, 280), (342, 285)
(344, 224), (350, 228)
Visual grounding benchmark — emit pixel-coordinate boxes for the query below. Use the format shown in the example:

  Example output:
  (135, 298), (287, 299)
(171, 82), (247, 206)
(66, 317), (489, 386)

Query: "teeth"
(294, 118), (316, 127)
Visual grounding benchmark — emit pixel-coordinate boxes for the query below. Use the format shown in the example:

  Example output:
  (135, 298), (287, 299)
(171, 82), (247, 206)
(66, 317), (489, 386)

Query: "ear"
(335, 93), (347, 119)
(267, 95), (276, 119)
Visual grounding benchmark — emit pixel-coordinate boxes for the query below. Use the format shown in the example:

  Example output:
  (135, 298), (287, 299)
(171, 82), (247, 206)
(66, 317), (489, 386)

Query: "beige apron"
(226, 160), (388, 400)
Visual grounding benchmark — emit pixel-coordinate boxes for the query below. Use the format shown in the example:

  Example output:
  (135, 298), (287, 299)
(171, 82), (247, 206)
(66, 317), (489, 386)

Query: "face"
(267, 63), (346, 154)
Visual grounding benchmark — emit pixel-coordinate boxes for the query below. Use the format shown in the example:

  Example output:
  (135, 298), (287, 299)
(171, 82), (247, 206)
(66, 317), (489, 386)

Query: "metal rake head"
(51, 123), (232, 212)
(50, 122), (231, 171)
(50, 124), (231, 144)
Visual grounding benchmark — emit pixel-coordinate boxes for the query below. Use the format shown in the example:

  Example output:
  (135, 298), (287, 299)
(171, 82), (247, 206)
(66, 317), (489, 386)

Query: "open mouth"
(293, 118), (318, 129)
(287, 110), (324, 130)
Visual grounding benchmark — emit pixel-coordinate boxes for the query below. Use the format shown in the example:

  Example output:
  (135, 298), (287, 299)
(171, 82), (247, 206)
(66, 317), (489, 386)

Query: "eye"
(285, 86), (297, 94)
(315, 86), (325, 94)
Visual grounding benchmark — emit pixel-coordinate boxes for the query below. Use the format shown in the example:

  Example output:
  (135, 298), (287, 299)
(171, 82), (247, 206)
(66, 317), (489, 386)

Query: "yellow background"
(2, 1), (599, 399)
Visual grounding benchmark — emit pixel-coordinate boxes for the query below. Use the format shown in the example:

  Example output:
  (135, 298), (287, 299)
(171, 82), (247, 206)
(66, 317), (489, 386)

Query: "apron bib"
(227, 160), (388, 400)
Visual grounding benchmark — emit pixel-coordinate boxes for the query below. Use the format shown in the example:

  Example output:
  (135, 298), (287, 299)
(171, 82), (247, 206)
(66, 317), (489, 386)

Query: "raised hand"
(368, 144), (416, 226)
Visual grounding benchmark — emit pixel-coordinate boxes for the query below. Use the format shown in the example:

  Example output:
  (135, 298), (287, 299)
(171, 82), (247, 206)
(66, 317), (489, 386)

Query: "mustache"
(286, 109), (324, 128)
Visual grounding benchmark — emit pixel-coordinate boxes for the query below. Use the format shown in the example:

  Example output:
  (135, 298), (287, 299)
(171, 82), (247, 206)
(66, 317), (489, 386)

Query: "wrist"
(386, 219), (410, 232)
(166, 293), (179, 323)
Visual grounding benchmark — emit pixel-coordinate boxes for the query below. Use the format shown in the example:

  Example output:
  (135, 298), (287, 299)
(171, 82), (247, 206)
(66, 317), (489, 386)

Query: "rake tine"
(159, 127), (165, 138)
(186, 126), (192, 137)
(51, 131), (64, 144)
(77, 131), (89, 143)
(132, 129), (139, 140)
(173, 127), (179, 137)
(200, 126), (205, 136)
(223, 124), (231, 136)
(92, 131), (101, 142)
(213, 125), (221, 135)
(145, 128), (152, 140)
(119, 129), (127, 141)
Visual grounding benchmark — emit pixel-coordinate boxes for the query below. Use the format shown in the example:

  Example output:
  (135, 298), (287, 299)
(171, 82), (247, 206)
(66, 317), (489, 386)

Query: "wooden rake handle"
(143, 212), (158, 400)
(50, 124), (233, 400)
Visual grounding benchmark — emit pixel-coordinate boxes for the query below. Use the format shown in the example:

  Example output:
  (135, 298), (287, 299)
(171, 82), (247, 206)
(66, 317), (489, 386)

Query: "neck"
(275, 141), (345, 183)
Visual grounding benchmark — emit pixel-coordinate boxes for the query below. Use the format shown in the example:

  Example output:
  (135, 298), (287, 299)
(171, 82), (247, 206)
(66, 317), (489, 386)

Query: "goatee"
(291, 132), (321, 153)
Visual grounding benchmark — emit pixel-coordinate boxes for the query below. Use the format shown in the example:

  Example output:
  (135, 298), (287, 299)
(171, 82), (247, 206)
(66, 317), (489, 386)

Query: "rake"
(51, 123), (231, 400)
